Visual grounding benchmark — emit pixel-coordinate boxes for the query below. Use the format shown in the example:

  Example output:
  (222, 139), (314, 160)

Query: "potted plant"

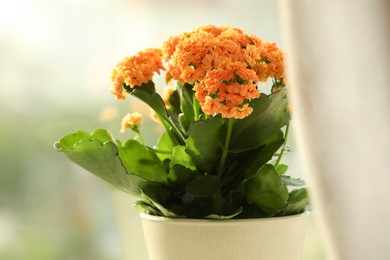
(55, 25), (310, 260)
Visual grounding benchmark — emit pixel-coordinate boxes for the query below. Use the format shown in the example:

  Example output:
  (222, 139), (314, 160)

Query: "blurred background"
(0, 0), (325, 259)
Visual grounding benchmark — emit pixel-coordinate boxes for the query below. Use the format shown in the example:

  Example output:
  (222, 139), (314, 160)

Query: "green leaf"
(134, 200), (164, 216)
(276, 164), (289, 175)
(178, 113), (190, 132)
(167, 89), (181, 115)
(127, 81), (186, 145)
(127, 80), (156, 94)
(242, 132), (284, 182)
(179, 83), (195, 129)
(280, 188), (310, 216)
(186, 175), (221, 198)
(117, 139), (167, 182)
(237, 204), (270, 218)
(128, 82), (169, 121)
(90, 128), (114, 143)
(141, 185), (181, 217)
(221, 132), (284, 191)
(170, 146), (197, 171)
(281, 176), (306, 186)
(245, 164), (288, 215)
(167, 146), (197, 185)
(155, 132), (174, 162)
(54, 130), (146, 195)
(229, 88), (290, 152)
(54, 130), (90, 149)
(205, 207), (243, 219)
(168, 165), (196, 185)
(185, 117), (224, 172)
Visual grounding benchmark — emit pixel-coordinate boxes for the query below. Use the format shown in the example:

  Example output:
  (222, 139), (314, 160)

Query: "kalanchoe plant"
(54, 25), (309, 219)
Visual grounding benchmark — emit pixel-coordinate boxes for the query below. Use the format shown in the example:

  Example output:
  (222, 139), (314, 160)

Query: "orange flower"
(218, 25), (252, 47)
(161, 25), (287, 88)
(244, 44), (262, 67)
(112, 25), (287, 120)
(194, 62), (260, 119)
(193, 24), (225, 36)
(162, 35), (181, 61)
(162, 25), (252, 84)
(261, 42), (285, 80)
(110, 48), (165, 100)
(120, 112), (143, 133)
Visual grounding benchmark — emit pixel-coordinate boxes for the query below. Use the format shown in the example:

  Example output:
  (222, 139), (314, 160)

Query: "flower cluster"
(162, 25), (285, 119)
(110, 48), (165, 100)
(193, 62), (260, 119)
(120, 112), (143, 133)
(110, 25), (286, 122)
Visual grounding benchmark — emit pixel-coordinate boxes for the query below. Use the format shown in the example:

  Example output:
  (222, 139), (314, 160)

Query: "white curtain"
(279, 1), (390, 259)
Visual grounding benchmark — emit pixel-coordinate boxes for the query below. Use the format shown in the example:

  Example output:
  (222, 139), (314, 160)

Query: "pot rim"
(140, 211), (310, 224)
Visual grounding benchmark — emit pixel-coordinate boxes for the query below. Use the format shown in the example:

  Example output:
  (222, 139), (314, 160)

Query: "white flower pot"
(141, 212), (309, 260)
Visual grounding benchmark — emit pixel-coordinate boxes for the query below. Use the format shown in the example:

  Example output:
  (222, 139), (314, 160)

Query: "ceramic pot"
(141, 212), (309, 260)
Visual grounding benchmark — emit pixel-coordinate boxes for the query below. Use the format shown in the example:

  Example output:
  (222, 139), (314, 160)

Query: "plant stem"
(156, 113), (187, 146)
(217, 119), (234, 178)
(167, 118), (186, 144)
(157, 114), (179, 146)
(275, 123), (290, 168)
(193, 95), (200, 121)
(146, 146), (172, 154)
(136, 133), (145, 146)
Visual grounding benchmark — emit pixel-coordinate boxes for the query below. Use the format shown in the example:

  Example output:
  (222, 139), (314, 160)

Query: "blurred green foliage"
(0, 108), (125, 259)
